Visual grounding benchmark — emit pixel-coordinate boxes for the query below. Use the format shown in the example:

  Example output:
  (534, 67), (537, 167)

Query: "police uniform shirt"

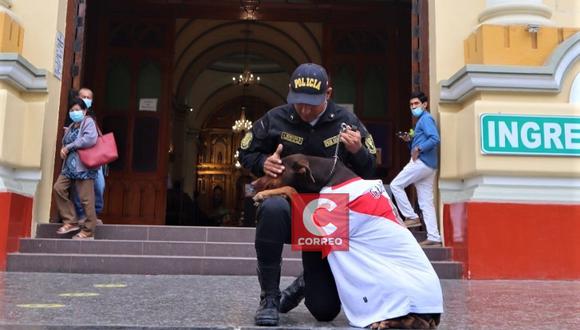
(239, 102), (377, 179)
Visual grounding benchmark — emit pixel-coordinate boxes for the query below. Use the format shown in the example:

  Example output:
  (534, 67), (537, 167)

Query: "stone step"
(36, 224), (428, 242)
(6, 253), (462, 279)
(18, 238), (452, 261)
(18, 238), (300, 259)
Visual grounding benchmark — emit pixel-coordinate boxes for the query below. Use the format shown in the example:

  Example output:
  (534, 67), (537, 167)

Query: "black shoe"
(255, 263), (281, 326)
(279, 273), (305, 313)
(255, 295), (280, 326)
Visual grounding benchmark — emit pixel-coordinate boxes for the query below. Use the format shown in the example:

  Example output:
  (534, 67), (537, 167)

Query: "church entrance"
(58, 0), (428, 226)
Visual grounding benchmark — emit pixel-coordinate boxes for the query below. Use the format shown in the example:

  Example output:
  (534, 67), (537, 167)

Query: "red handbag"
(78, 123), (118, 168)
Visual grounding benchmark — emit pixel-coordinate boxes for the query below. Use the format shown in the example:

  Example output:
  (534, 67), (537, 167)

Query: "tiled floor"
(1, 272), (579, 329)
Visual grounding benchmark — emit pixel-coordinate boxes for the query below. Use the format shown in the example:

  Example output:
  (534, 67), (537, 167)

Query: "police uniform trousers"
(255, 196), (341, 321)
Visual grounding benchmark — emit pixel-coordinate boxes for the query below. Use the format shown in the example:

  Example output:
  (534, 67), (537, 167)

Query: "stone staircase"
(7, 224), (462, 278)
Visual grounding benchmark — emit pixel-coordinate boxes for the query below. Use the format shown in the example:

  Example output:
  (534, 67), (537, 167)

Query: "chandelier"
(240, 0), (260, 20)
(232, 24), (260, 87)
(232, 68), (260, 87)
(232, 106), (252, 133)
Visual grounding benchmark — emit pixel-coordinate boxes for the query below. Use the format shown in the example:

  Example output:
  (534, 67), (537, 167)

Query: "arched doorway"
(192, 95), (269, 226)
(63, 0), (425, 226)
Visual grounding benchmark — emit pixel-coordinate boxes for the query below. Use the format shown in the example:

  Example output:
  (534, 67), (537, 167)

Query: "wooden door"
(51, 0), (90, 222)
(94, 17), (174, 225)
(324, 2), (412, 182)
(411, 0), (429, 95)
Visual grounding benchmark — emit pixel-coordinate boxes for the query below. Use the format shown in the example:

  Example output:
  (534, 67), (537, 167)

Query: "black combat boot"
(279, 272), (305, 313)
(254, 263), (281, 326)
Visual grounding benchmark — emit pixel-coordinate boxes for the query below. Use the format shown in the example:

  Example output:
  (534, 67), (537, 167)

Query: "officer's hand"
(263, 144), (285, 178)
(340, 126), (362, 154)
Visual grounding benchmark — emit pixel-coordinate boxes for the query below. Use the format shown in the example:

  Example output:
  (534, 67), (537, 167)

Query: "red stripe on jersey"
(348, 192), (399, 224)
(330, 177), (362, 190)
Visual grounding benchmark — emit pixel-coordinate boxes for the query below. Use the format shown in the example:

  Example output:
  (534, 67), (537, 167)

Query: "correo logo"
(290, 193), (349, 258)
(302, 198), (338, 236)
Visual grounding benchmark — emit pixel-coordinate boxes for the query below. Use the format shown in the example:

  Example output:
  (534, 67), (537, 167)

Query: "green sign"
(480, 114), (580, 156)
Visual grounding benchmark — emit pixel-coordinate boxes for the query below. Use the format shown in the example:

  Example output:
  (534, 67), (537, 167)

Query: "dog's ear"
(292, 159), (315, 183)
(291, 158), (309, 172)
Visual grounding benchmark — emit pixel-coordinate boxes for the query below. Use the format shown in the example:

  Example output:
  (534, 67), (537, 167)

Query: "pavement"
(1, 272), (579, 329)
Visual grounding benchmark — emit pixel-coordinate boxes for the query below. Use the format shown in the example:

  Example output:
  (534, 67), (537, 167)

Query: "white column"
(570, 73), (580, 104)
(479, 0), (554, 26)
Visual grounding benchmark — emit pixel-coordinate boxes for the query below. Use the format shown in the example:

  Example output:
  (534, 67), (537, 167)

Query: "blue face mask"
(82, 98), (92, 108)
(411, 107), (424, 117)
(69, 110), (85, 123)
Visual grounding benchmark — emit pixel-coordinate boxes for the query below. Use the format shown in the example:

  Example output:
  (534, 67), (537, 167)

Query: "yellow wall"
(14, 0), (66, 70)
(440, 102), (580, 179)
(546, 0), (580, 28)
(465, 25), (579, 65)
(439, 61), (580, 180)
(0, 11), (24, 53)
(429, 0), (485, 107)
(0, 84), (44, 167)
(430, 0), (580, 110)
(33, 76), (63, 223)
(432, 0), (580, 179)
(4, 0), (68, 223)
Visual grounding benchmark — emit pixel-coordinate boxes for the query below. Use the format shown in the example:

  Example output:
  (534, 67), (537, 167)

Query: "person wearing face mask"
(390, 91), (441, 246)
(53, 98), (99, 239)
(70, 87), (106, 225)
(238, 63), (376, 326)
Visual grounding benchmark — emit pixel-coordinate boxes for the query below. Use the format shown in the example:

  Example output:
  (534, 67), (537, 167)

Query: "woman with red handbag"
(53, 98), (99, 240)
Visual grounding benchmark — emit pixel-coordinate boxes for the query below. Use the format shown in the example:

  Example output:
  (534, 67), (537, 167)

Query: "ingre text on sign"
(480, 114), (580, 156)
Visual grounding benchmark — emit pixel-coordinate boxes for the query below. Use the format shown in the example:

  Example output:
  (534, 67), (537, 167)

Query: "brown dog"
(252, 154), (356, 201)
(251, 154), (441, 329)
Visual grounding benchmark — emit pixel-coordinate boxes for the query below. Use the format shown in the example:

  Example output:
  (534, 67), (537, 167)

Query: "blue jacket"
(410, 111), (440, 169)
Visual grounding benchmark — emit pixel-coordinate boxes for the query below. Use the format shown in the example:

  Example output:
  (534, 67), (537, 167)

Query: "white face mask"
(82, 98), (92, 108)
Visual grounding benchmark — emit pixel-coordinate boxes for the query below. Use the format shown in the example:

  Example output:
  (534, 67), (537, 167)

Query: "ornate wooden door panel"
(411, 0), (429, 95)
(94, 17), (174, 225)
(51, 0), (88, 221)
(324, 2), (412, 182)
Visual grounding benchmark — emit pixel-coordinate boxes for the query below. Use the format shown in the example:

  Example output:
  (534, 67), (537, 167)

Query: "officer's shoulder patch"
(240, 132), (253, 150)
(365, 135), (377, 154)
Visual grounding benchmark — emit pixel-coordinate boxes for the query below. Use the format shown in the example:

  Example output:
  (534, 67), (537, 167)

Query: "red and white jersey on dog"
(321, 178), (443, 327)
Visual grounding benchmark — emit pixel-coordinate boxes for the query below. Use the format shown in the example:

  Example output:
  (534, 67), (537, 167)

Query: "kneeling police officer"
(239, 63), (376, 326)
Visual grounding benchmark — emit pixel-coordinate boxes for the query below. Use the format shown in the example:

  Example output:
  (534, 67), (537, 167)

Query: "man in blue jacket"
(391, 91), (442, 246)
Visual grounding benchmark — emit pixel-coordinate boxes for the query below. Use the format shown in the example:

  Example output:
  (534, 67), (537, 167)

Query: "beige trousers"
(53, 174), (97, 233)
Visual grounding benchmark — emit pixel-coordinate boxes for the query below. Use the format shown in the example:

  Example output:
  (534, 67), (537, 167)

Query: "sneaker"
(419, 239), (441, 247)
(404, 218), (421, 228)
